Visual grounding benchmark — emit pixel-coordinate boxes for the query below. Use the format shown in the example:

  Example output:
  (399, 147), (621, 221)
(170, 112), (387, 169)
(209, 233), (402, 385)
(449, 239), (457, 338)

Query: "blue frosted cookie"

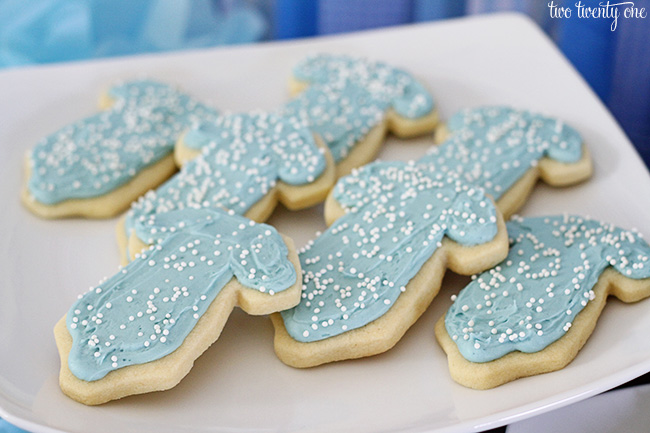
(437, 215), (650, 389)
(272, 163), (508, 367)
(23, 80), (219, 218)
(424, 106), (592, 217)
(55, 208), (301, 404)
(288, 54), (439, 176)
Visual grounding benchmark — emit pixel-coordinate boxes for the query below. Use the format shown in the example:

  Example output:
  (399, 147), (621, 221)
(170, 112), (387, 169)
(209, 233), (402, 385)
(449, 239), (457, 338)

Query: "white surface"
(506, 384), (650, 433)
(1, 12), (650, 433)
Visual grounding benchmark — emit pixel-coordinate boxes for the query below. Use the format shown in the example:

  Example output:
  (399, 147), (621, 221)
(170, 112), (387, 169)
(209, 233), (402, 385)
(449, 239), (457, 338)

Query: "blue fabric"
(318, 0), (413, 34)
(413, 0), (465, 21)
(556, 13), (617, 102)
(608, 16), (650, 164)
(274, 0), (317, 39)
(0, 0), (267, 67)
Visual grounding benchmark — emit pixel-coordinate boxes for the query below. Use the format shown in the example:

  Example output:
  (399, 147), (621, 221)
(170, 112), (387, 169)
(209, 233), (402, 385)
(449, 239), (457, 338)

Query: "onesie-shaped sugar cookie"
(290, 54), (438, 137)
(55, 208), (301, 405)
(422, 106), (592, 218)
(285, 54), (438, 176)
(22, 80), (218, 218)
(271, 162), (508, 368)
(119, 111), (335, 263)
(436, 215), (650, 389)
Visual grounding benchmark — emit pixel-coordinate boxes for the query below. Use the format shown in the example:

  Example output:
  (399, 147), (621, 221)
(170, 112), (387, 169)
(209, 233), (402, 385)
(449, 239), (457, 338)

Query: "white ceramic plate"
(1, 13), (650, 433)
(506, 384), (650, 433)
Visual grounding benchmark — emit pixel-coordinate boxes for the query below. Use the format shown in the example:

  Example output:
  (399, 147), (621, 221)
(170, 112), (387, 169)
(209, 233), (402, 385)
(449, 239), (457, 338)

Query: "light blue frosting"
(280, 162), (499, 342)
(174, 55), (435, 165)
(178, 111), (326, 185)
(28, 80), (219, 205)
(445, 215), (650, 363)
(292, 53), (434, 120)
(419, 106), (583, 201)
(67, 208), (296, 381)
(123, 111), (326, 246)
(280, 82), (388, 162)
(178, 83), (383, 164)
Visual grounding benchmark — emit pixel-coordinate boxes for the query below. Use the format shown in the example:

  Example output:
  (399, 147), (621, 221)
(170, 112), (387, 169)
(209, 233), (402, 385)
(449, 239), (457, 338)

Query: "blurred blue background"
(0, 1), (648, 431)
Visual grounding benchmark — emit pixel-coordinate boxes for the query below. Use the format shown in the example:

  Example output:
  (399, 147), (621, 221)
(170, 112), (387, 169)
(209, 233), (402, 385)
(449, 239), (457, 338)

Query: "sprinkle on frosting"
(281, 82), (387, 163)
(174, 55), (435, 165)
(445, 215), (650, 363)
(67, 208), (296, 381)
(419, 106), (583, 201)
(292, 53), (434, 119)
(123, 111), (327, 245)
(281, 54), (435, 163)
(28, 80), (219, 204)
(280, 162), (499, 342)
